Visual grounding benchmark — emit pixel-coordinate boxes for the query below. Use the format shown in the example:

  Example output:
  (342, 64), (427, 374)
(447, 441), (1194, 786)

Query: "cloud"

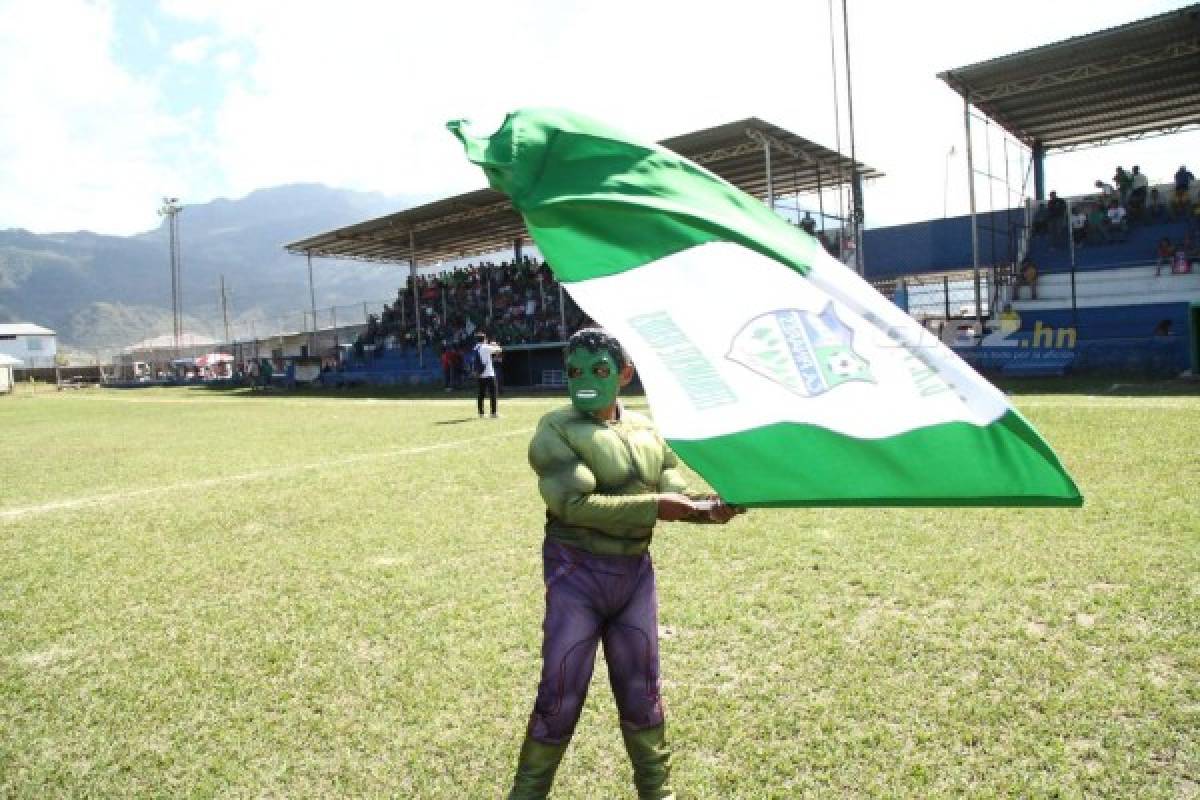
(0, 0), (185, 234)
(4, 0), (1199, 235)
(215, 50), (242, 74)
(163, 0), (849, 206)
(170, 35), (213, 64)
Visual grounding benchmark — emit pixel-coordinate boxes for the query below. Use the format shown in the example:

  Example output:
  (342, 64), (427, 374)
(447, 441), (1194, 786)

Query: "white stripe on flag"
(566, 242), (1009, 441)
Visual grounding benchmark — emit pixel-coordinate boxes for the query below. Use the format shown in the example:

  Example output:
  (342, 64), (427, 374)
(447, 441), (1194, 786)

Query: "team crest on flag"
(726, 305), (873, 397)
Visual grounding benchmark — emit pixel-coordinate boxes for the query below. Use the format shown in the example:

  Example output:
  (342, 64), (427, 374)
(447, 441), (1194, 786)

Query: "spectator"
(1086, 204), (1109, 245)
(799, 212), (816, 235)
(1174, 235), (1195, 275)
(1129, 165), (1149, 220)
(817, 230), (836, 256)
(440, 347), (455, 392)
(1015, 257), (1038, 300)
(1155, 237), (1174, 276)
(1094, 179), (1117, 200)
(1044, 191), (1067, 245)
(1105, 200), (1128, 241)
(1070, 206), (1087, 246)
(1114, 166), (1132, 205)
(1173, 164), (1194, 219)
(1153, 319), (1172, 337)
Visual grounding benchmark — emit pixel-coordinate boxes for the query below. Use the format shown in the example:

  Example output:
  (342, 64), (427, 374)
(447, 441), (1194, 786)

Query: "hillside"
(0, 184), (421, 351)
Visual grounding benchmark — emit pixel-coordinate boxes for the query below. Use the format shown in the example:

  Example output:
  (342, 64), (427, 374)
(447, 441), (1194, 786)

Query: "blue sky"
(0, 0), (1195, 236)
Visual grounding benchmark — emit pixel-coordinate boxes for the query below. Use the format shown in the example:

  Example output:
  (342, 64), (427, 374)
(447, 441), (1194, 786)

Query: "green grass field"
(1, 385), (1197, 798)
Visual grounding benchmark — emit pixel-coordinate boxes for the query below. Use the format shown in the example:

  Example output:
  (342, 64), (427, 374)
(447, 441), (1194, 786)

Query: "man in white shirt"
(1130, 166), (1149, 192)
(474, 331), (502, 418)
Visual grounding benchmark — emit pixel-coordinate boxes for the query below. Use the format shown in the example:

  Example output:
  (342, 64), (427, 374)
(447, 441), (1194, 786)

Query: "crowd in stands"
(352, 256), (589, 367)
(1032, 163), (1198, 264)
(350, 210), (849, 371)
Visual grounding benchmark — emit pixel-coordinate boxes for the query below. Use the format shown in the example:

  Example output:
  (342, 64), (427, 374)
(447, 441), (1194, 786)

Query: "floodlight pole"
(842, 0), (864, 276)
(219, 274), (231, 347)
(157, 197), (184, 360)
(964, 95), (984, 335)
(409, 230), (422, 367)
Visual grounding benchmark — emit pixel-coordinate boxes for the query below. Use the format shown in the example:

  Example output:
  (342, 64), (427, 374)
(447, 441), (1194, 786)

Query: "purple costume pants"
(526, 539), (664, 745)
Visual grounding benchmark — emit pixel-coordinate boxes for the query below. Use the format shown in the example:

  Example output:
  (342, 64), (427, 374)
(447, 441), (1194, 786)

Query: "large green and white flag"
(449, 109), (1082, 507)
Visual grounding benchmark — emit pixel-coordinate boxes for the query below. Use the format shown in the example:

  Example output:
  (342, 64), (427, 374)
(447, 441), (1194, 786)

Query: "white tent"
(0, 353), (22, 394)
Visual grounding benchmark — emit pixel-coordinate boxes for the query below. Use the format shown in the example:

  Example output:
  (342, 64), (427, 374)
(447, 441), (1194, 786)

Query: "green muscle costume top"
(528, 404), (694, 556)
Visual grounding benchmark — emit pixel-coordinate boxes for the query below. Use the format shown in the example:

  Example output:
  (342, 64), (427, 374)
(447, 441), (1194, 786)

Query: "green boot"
(508, 735), (568, 800)
(621, 724), (673, 800)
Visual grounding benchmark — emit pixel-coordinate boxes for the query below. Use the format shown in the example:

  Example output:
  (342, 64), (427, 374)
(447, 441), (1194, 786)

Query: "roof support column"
(764, 139), (774, 210)
(306, 250), (318, 357)
(1032, 141), (1046, 203)
(964, 95), (984, 335)
(558, 284), (566, 342)
(816, 163), (825, 232)
(851, 171), (864, 276)
(410, 230), (422, 368)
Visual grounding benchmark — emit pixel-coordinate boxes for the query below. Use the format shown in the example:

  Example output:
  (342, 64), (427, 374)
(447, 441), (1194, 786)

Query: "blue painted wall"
(862, 209), (1024, 278)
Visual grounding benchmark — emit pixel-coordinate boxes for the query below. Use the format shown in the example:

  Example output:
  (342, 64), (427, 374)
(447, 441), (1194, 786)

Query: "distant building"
(0, 353), (21, 393)
(118, 332), (220, 374)
(0, 323), (57, 368)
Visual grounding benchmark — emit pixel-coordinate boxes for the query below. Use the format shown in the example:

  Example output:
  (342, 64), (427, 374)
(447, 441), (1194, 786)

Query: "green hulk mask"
(566, 347), (621, 414)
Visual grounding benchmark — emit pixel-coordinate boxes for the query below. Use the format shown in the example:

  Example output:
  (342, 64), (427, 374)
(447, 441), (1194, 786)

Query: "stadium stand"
(1025, 183), (1198, 274)
(324, 256), (589, 387)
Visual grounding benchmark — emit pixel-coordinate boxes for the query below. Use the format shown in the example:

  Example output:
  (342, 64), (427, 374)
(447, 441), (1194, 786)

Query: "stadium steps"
(1009, 264), (1200, 312)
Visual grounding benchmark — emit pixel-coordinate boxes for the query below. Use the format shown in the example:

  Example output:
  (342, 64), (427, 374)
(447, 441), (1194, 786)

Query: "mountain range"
(0, 184), (423, 352)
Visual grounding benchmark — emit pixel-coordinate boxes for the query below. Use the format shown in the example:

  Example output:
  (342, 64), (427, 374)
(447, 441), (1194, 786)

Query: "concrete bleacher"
(995, 266), (1199, 375)
(1025, 216), (1194, 274)
(1009, 266), (1200, 325)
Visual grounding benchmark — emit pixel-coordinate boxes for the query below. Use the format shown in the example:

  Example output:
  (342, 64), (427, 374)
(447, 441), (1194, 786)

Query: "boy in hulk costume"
(510, 328), (742, 800)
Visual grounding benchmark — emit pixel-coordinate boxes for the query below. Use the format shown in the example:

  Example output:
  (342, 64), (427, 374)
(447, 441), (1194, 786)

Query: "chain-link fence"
(868, 270), (998, 321)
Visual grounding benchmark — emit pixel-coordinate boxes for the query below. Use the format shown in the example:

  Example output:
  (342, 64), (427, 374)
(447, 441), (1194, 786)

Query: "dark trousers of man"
(508, 538), (670, 799)
(477, 376), (498, 415)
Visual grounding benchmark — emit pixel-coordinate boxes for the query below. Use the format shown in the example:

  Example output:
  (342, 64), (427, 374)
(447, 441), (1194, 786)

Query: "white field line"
(0, 428), (532, 523)
(85, 395), (563, 408)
